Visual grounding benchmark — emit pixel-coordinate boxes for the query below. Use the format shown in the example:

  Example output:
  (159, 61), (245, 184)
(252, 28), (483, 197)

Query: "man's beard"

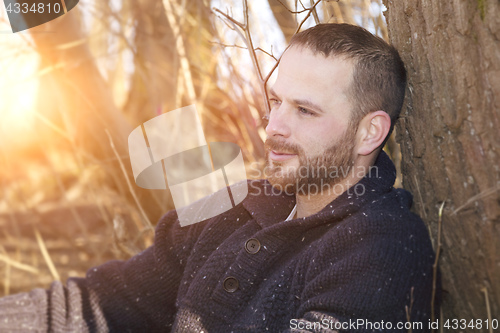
(264, 128), (357, 194)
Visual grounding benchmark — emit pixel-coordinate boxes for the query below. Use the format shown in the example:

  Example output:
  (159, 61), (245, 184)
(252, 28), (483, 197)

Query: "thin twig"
(210, 41), (278, 60)
(34, 228), (60, 281)
(431, 201), (445, 326)
(481, 287), (493, 333)
(275, 0), (316, 14)
(440, 306), (443, 333)
(210, 41), (247, 49)
(214, 0), (321, 116)
(32, 111), (73, 141)
(164, 0), (197, 103)
(214, 0), (267, 110)
(0, 253), (39, 274)
(452, 183), (500, 215)
(255, 47), (278, 61)
(105, 129), (153, 231)
(413, 175), (427, 218)
(309, 0), (320, 24)
(42, 148), (89, 238)
(4, 261), (10, 296)
(293, 0), (323, 36)
(263, 0), (323, 114)
(213, 8), (245, 29)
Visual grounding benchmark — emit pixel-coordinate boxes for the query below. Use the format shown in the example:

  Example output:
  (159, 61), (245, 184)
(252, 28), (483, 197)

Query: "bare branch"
(452, 183), (500, 215)
(264, 0), (322, 113)
(481, 287), (493, 333)
(255, 47), (278, 61)
(210, 41), (247, 49)
(242, 0), (249, 28)
(214, 0), (323, 115)
(275, 0), (319, 14)
(211, 41), (278, 62)
(213, 8), (245, 29)
(431, 201), (445, 325)
(309, 0), (321, 25)
(105, 129), (154, 232)
(294, 0), (322, 34)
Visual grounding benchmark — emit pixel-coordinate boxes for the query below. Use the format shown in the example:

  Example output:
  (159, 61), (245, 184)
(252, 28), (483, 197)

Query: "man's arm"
(0, 209), (193, 332)
(0, 271), (117, 332)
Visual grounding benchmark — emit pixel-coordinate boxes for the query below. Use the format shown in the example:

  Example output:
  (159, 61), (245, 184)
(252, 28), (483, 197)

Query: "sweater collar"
(242, 151), (396, 229)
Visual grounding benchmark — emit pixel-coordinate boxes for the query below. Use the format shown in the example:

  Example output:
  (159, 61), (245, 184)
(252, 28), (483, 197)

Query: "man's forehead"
(274, 46), (354, 95)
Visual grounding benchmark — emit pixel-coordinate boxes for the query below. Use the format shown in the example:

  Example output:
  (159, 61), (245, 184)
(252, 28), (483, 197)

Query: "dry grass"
(0, 149), (152, 295)
(0, 0), (390, 296)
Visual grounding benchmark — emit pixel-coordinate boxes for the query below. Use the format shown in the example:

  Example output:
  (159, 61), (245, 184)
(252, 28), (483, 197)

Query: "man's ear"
(355, 111), (391, 156)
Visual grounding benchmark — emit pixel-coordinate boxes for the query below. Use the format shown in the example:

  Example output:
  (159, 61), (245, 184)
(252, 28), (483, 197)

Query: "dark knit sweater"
(0, 152), (439, 332)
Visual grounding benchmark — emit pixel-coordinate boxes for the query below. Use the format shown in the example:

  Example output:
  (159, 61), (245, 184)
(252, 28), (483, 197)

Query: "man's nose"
(265, 105), (291, 138)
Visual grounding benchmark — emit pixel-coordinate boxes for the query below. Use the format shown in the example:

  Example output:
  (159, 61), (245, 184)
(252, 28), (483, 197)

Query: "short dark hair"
(289, 23), (406, 137)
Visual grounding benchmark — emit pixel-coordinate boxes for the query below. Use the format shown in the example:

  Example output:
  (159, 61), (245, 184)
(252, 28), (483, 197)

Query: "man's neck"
(294, 158), (374, 219)
(295, 182), (353, 219)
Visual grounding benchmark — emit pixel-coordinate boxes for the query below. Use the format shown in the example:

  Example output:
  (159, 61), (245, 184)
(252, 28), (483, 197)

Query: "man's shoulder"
(341, 186), (434, 259)
(364, 186), (423, 228)
(314, 186), (432, 255)
(306, 187), (434, 282)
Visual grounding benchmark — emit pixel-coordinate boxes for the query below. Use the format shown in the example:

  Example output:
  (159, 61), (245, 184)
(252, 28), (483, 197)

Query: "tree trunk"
(30, 9), (131, 159)
(384, 0), (500, 326)
(30, 8), (171, 222)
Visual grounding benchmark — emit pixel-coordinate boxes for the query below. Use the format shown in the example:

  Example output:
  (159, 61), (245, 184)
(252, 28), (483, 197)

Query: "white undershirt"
(285, 204), (297, 221)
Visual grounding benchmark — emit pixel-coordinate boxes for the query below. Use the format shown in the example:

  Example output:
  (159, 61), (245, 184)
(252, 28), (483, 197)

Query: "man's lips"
(269, 150), (297, 161)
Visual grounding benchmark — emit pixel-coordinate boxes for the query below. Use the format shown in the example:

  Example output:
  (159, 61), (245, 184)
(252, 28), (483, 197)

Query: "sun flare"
(0, 29), (40, 146)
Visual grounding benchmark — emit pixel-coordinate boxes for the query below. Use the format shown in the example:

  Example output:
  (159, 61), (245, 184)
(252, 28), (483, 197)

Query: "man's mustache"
(264, 138), (302, 155)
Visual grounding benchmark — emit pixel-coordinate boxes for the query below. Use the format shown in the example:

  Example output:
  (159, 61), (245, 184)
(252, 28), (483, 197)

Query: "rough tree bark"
(384, 0), (500, 327)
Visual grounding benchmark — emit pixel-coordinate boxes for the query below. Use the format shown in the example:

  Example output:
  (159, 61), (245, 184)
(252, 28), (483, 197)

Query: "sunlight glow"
(0, 21), (40, 146)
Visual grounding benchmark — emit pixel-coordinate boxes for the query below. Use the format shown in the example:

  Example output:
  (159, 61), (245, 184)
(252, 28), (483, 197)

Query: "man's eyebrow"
(269, 88), (325, 114)
(293, 98), (325, 114)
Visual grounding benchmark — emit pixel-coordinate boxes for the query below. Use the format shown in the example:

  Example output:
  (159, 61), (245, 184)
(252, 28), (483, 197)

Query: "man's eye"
(269, 98), (281, 106)
(298, 107), (314, 116)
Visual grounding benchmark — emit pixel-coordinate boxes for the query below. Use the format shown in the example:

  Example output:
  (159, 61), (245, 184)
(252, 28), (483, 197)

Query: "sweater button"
(245, 238), (261, 254)
(223, 277), (239, 292)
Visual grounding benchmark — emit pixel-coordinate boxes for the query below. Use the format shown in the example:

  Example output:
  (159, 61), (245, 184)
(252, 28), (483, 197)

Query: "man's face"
(264, 46), (358, 194)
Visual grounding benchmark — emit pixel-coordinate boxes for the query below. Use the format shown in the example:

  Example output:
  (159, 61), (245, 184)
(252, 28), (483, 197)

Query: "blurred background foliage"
(0, 0), (393, 295)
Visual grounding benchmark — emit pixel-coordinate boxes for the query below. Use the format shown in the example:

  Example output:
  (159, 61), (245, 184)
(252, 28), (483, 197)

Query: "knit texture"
(0, 151), (439, 332)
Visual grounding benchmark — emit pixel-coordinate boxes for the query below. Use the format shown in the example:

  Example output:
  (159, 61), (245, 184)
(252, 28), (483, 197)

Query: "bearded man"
(0, 24), (439, 332)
